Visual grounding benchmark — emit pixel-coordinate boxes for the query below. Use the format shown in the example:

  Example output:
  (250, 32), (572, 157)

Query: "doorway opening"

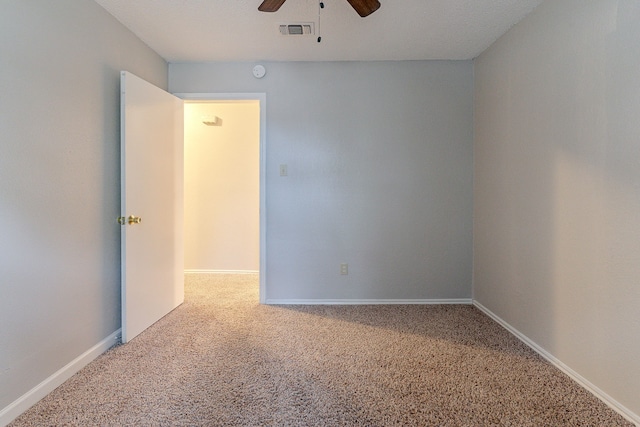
(178, 93), (266, 303)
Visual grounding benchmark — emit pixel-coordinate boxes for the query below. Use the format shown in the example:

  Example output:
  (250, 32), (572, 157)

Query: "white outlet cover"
(253, 64), (266, 79)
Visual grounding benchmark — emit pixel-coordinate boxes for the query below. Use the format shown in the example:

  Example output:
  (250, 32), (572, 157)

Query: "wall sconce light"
(202, 115), (220, 126)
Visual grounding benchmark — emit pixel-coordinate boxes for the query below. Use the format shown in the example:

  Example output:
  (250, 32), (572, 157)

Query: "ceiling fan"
(258, 0), (381, 17)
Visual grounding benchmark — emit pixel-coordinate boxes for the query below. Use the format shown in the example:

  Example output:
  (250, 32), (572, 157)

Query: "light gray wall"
(171, 61), (473, 301)
(0, 0), (167, 413)
(474, 0), (640, 418)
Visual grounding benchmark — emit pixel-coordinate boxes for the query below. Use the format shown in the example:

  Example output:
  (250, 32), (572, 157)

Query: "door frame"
(175, 92), (267, 304)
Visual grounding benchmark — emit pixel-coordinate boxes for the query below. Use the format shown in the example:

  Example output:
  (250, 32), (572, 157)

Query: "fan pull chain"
(318, 1), (324, 42)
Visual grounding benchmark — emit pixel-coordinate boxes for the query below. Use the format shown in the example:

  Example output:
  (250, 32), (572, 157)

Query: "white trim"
(184, 269), (259, 275)
(473, 301), (640, 426)
(0, 329), (121, 427)
(265, 298), (473, 305)
(174, 92), (267, 305)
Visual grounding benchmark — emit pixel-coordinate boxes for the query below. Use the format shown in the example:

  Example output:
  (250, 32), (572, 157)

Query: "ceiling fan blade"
(345, 0), (381, 17)
(258, 0), (287, 12)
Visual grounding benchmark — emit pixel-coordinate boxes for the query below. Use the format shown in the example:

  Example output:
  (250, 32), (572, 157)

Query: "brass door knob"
(128, 215), (142, 225)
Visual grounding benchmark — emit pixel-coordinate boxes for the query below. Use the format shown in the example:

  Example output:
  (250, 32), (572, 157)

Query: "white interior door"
(120, 71), (184, 343)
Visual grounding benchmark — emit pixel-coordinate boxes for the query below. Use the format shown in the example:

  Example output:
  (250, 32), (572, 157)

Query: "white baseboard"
(473, 301), (639, 426)
(0, 329), (121, 427)
(184, 269), (259, 275)
(265, 298), (473, 305)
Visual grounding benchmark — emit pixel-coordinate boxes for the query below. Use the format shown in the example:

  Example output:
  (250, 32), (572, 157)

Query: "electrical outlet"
(340, 263), (348, 275)
(279, 164), (288, 176)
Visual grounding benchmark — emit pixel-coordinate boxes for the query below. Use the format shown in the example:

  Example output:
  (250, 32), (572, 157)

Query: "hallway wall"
(184, 101), (260, 272)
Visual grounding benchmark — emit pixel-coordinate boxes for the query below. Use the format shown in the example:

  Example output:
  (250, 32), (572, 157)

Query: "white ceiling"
(94, 0), (543, 63)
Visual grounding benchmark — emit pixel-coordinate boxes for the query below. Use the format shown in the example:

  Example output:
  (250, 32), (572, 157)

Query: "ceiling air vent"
(279, 23), (315, 36)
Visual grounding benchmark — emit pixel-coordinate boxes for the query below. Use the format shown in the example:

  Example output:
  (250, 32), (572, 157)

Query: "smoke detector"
(279, 23), (315, 35)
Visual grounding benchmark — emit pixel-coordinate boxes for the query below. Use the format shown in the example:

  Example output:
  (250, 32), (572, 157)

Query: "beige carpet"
(10, 274), (631, 426)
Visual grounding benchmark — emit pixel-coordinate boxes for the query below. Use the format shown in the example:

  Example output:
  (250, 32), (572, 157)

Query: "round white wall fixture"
(253, 65), (266, 79)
